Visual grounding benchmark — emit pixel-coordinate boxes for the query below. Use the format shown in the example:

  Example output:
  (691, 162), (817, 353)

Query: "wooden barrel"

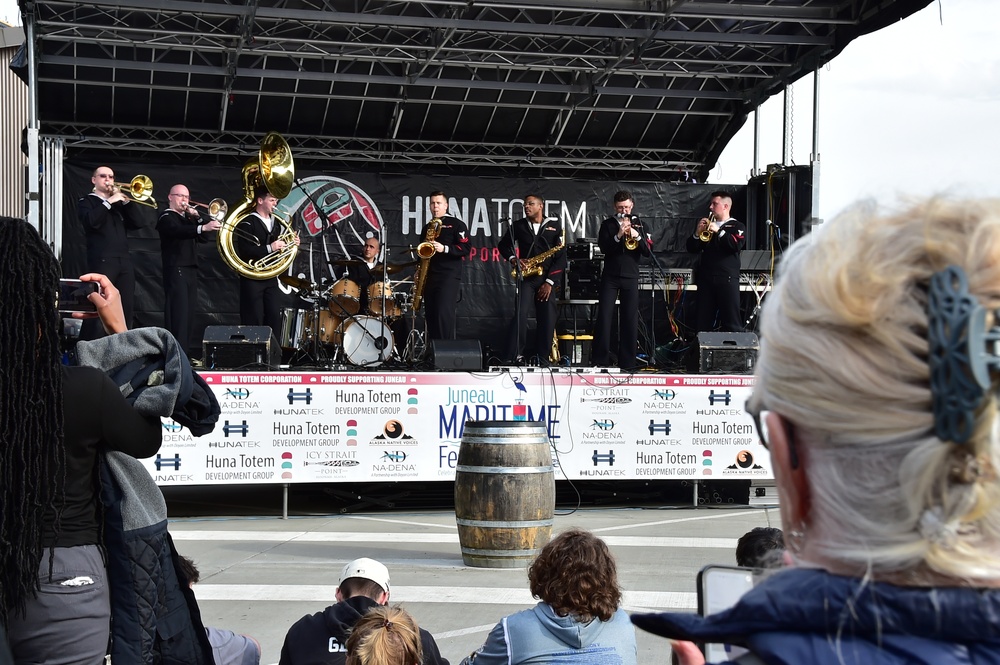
(454, 420), (555, 568)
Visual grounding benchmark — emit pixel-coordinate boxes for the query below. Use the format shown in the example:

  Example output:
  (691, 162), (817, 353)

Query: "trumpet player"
(156, 184), (222, 356)
(238, 185), (300, 337)
(592, 190), (650, 370)
(686, 190), (746, 333)
(77, 165), (149, 339)
(498, 194), (566, 365)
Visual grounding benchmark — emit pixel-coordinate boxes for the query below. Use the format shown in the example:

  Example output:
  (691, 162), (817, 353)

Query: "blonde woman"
(346, 606), (422, 665)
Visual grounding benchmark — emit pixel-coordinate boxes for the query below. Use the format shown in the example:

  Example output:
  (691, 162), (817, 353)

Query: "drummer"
(343, 235), (381, 314)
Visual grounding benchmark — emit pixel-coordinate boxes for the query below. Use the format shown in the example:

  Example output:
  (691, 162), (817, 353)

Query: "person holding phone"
(461, 529), (637, 665)
(632, 198), (1000, 664)
(0, 217), (162, 665)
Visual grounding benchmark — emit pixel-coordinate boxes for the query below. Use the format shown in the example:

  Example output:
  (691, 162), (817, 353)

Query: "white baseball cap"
(339, 558), (390, 594)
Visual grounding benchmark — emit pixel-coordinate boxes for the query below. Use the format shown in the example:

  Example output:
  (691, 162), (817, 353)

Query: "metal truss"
(25, 0), (932, 179)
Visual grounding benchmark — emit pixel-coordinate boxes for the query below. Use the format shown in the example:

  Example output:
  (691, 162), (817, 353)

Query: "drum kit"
(279, 260), (417, 367)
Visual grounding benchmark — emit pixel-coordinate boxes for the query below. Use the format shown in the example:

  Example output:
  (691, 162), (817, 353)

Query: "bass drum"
(279, 308), (307, 350)
(337, 316), (393, 366)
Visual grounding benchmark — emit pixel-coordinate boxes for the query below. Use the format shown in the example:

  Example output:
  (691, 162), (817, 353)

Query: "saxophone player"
(497, 194), (566, 365)
(592, 190), (650, 370)
(421, 191), (470, 341)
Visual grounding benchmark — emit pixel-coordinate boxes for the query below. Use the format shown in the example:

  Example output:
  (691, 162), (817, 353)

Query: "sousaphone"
(217, 132), (299, 280)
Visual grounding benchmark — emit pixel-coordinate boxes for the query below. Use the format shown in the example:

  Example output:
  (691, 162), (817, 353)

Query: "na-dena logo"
(370, 419), (418, 446)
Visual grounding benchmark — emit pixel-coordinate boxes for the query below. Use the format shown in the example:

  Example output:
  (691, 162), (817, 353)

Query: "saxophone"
(510, 238), (565, 278)
(411, 217), (441, 313)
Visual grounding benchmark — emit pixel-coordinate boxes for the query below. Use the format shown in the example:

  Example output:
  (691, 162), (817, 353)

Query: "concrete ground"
(165, 485), (780, 665)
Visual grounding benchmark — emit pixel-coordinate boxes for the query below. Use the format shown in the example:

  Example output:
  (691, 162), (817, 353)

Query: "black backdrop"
(61, 160), (745, 361)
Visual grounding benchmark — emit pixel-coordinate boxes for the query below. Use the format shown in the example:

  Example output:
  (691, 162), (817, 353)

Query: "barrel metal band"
(456, 518), (554, 528)
(455, 465), (553, 474)
(461, 547), (543, 558)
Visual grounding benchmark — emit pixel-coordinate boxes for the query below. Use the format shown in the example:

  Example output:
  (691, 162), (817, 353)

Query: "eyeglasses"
(745, 399), (799, 469)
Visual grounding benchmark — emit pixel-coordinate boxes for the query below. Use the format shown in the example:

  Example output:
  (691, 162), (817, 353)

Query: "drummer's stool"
(203, 325), (281, 370)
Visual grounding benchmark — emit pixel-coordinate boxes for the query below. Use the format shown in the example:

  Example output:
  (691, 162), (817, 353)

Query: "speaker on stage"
(694, 331), (758, 374)
(203, 326), (281, 370)
(430, 339), (483, 371)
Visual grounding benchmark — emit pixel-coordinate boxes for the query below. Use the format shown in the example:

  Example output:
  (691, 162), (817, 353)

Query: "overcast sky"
(3, 0), (997, 221)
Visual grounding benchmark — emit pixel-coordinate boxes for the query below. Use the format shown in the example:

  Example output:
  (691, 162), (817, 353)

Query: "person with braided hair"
(0, 217), (162, 665)
(461, 529), (637, 665)
(345, 606), (422, 665)
(633, 199), (1000, 664)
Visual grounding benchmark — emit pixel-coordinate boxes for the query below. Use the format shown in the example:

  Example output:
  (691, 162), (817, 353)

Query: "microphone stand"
(635, 215), (666, 369)
(503, 217), (524, 364)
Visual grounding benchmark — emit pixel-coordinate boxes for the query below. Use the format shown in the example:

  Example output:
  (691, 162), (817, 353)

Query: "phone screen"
(58, 279), (99, 313)
(697, 565), (754, 661)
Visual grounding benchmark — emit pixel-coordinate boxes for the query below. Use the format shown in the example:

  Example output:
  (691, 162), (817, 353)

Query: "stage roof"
(22, 0), (932, 179)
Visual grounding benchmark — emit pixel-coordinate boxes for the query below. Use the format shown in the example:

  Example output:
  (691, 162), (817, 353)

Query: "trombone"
(190, 198), (229, 222)
(111, 175), (157, 208)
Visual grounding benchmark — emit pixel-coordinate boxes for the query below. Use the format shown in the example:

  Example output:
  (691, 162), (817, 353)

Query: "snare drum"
(367, 281), (403, 319)
(302, 310), (342, 345)
(327, 278), (361, 315)
(336, 316), (394, 366)
(279, 307), (307, 350)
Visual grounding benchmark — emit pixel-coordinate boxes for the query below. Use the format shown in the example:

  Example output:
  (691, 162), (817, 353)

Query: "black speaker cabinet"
(430, 339), (483, 371)
(203, 326), (281, 370)
(696, 331), (758, 374)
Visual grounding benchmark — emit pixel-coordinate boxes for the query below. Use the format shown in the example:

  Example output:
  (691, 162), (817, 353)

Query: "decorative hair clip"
(927, 265), (1000, 444)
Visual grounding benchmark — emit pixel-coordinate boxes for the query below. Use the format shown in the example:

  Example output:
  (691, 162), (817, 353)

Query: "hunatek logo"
(155, 454), (181, 471)
(708, 390), (732, 406)
(287, 388), (313, 404)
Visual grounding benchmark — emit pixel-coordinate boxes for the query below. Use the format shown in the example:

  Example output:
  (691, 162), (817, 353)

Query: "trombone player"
(686, 190), (746, 333)
(238, 185), (300, 336)
(156, 184), (222, 357)
(77, 165), (150, 339)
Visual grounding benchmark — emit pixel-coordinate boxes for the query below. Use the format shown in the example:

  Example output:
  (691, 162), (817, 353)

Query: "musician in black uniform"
(497, 194), (566, 365)
(237, 185), (299, 336)
(686, 190), (746, 332)
(77, 165), (148, 338)
(420, 191), (469, 341)
(156, 184), (221, 355)
(343, 235), (380, 315)
(592, 190), (650, 370)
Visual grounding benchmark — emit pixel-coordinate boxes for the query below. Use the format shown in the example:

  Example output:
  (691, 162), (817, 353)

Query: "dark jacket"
(597, 215), (650, 280)
(685, 217), (745, 278)
(424, 214), (470, 282)
(497, 217), (567, 284)
(77, 328), (220, 665)
(157, 208), (212, 268)
(631, 567), (1000, 665)
(279, 595), (450, 665)
(78, 193), (147, 264)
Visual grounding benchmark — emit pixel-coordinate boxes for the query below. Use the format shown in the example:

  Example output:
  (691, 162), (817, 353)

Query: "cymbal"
(371, 260), (418, 276)
(280, 275), (317, 291)
(327, 258), (365, 266)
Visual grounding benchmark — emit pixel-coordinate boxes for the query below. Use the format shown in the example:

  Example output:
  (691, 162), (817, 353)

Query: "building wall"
(1, 25), (27, 219)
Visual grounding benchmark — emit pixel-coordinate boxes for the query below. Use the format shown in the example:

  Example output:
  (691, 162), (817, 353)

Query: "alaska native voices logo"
(727, 450), (764, 471)
(281, 176), (386, 287)
(371, 419), (417, 445)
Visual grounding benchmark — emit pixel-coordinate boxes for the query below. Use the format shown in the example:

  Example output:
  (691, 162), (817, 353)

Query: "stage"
(152, 368), (769, 490)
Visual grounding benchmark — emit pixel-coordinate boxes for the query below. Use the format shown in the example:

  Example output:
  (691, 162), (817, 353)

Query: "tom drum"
(327, 278), (361, 315)
(367, 281), (403, 319)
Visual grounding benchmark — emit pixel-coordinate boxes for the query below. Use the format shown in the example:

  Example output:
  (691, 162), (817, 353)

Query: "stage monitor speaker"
(203, 325), (281, 370)
(430, 339), (483, 371)
(696, 331), (758, 375)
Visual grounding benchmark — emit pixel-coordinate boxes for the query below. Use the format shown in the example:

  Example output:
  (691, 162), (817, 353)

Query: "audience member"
(461, 529), (637, 665)
(633, 198), (1000, 664)
(176, 555), (262, 665)
(0, 217), (162, 665)
(279, 557), (449, 665)
(346, 606), (423, 665)
(734, 527), (784, 569)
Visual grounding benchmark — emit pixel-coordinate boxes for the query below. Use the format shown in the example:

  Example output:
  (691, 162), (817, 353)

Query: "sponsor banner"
(149, 371), (767, 486)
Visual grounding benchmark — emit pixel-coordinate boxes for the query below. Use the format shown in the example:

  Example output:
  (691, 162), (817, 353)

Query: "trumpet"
(111, 175), (157, 208)
(618, 213), (639, 250)
(698, 213), (716, 242)
(190, 198), (229, 222)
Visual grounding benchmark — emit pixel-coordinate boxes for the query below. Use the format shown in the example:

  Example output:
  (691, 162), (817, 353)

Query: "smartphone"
(58, 279), (99, 313)
(697, 565), (755, 661)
